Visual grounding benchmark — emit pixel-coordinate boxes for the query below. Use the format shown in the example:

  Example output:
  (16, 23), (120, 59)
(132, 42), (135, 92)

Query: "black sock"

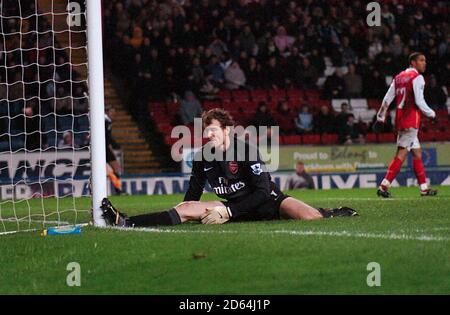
(128, 208), (181, 227)
(317, 207), (332, 218)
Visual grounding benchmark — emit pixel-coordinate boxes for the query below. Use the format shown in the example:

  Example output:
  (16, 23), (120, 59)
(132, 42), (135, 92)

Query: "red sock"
(384, 157), (403, 184)
(413, 158), (427, 185)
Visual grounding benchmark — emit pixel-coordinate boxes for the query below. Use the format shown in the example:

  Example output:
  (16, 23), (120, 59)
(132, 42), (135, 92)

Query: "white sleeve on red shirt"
(382, 80), (396, 105)
(377, 80), (395, 122)
(413, 75), (436, 118)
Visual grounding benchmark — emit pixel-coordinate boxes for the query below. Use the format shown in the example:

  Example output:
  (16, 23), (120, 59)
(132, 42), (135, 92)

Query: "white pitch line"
(110, 227), (450, 242)
(312, 197), (450, 201)
(0, 219), (69, 225)
(0, 228), (39, 236)
(0, 223), (89, 236)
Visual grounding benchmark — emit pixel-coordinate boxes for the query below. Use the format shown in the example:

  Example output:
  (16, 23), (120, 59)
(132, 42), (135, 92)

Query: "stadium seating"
(147, 89), (450, 147)
(378, 133), (396, 143)
(269, 89), (287, 102)
(233, 90), (250, 101)
(250, 89), (268, 102)
(286, 89), (303, 101)
(321, 134), (339, 145)
(302, 134), (321, 145)
(365, 133), (378, 143)
(280, 135), (301, 145)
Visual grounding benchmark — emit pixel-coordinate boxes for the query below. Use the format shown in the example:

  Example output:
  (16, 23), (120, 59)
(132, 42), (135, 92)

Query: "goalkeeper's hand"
(200, 206), (232, 224)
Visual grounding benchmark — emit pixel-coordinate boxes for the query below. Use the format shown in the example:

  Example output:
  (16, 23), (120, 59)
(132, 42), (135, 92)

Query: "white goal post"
(0, 0), (107, 234)
(86, 0), (106, 227)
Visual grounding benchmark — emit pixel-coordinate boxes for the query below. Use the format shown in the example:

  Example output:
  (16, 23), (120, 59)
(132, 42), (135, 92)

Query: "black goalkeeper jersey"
(184, 140), (276, 218)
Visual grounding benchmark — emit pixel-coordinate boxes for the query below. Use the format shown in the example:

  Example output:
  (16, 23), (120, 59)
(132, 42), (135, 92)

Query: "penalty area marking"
(111, 227), (450, 242)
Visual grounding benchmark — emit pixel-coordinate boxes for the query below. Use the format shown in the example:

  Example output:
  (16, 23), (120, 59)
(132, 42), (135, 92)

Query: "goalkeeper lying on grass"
(101, 108), (358, 227)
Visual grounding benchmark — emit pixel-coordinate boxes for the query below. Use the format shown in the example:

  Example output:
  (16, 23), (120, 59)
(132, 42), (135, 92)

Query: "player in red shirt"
(376, 52), (437, 198)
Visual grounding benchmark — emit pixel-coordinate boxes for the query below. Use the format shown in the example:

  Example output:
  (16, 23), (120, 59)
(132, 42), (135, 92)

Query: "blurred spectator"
(219, 52), (233, 71)
(244, 57), (264, 89)
(340, 36), (357, 66)
(205, 55), (224, 85)
(286, 161), (315, 190)
(323, 69), (345, 99)
(343, 64), (363, 98)
(274, 26), (295, 56)
(368, 37), (383, 61)
(55, 87), (71, 114)
(314, 105), (336, 134)
(161, 67), (179, 102)
(208, 37), (228, 59)
(296, 58), (319, 89)
(339, 114), (365, 145)
(389, 34), (404, 57)
(238, 25), (256, 56)
(189, 57), (205, 88)
(364, 70), (388, 99)
(224, 61), (246, 90)
(335, 102), (352, 130)
(425, 75), (447, 110)
(264, 57), (286, 89)
(295, 106), (313, 134)
(179, 91), (203, 125)
(274, 101), (296, 135)
(375, 46), (395, 75)
(73, 86), (88, 115)
(213, 20), (231, 44)
(253, 102), (275, 128)
(58, 131), (75, 149)
(381, 4), (396, 28)
(129, 25), (143, 48)
(199, 73), (220, 98)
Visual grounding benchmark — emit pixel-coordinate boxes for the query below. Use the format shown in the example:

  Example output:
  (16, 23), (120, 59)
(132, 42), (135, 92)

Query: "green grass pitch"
(0, 186), (449, 294)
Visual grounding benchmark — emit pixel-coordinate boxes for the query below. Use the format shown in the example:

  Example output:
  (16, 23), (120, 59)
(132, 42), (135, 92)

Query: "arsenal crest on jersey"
(228, 161), (239, 174)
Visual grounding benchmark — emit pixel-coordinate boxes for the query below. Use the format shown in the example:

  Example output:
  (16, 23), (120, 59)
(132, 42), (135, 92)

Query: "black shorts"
(225, 183), (289, 222)
(106, 145), (117, 163)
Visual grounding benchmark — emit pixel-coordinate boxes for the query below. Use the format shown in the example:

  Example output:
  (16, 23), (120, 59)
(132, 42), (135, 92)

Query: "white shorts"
(397, 128), (420, 151)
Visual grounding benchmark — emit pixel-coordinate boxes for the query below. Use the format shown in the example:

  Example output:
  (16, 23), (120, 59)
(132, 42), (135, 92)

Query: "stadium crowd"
(0, 1), (89, 151)
(105, 0), (449, 123)
(0, 0), (448, 151)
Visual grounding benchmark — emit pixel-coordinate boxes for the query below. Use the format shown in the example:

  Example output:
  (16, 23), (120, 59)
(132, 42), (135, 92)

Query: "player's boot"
(420, 189), (438, 197)
(318, 207), (358, 218)
(100, 198), (130, 227)
(377, 188), (391, 198)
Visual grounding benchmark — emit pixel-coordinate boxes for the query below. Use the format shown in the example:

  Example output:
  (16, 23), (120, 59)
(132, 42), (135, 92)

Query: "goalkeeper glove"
(200, 206), (232, 224)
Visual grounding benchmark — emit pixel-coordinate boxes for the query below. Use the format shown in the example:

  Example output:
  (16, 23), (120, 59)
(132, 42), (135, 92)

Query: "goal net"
(0, 0), (106, 234)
